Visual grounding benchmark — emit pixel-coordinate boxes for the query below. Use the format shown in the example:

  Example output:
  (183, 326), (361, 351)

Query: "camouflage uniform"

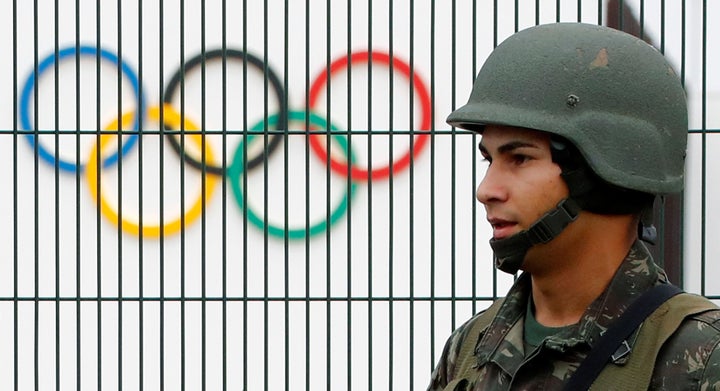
(428, 241), (720, 390)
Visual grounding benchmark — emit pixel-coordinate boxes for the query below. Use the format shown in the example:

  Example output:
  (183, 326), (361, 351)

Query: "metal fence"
(1, 0), (717, 390)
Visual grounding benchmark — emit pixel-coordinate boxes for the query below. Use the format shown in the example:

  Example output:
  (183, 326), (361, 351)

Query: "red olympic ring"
(307, 50), (431, 181)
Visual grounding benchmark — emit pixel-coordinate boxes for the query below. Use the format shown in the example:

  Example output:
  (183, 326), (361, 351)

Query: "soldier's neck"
(525, 212), (637, 327)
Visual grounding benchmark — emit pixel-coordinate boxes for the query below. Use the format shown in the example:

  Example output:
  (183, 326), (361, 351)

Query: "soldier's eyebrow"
(479, 140), (539, 155)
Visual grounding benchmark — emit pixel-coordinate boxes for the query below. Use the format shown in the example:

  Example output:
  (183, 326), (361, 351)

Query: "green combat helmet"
(447, 23), (688, 274)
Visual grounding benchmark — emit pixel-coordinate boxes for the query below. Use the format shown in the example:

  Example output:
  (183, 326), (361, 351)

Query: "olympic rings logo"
(19, 45), (432, 239)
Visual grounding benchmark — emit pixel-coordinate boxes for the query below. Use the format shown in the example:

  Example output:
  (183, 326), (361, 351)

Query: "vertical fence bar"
(157, 1), (167, 389)
(388, 0), (395, 389)
(241, 1), (249, 389)
(118, 1), (126, 389)
(407, 0), (415, 387)
(94, 2), (102, 389)
(74, 2), (82, 389)
(116, 1), (124, 387)
(700, 0), (707, 296)
(345, 1), (353, 390)
(12, 0), (19, 389)
(555, 0), (560, 22)
(325, 0), (333, 389)
(450, 0), (457, 332)
(283, 0), (291, 389)
(578, 0), (582, 21)
(491, 0), (500, 302)
(262, 0), (271, 386)
(32, 1), (39, 389)
(53, 0), (61, 388)
(221, 1), (228, 390)
(429, 0), (436, 374)
(639, 0), (645, 38)
(303, 0), (311, 389)
(137, 1), (145, 390)
(471, 0), (478, 316)
(680, 0), (686, 290)
(200, 1), (208, 389)
(304, 2), (312, 390)
(366, 2), (374, 389)
(179, 1), (187, 389)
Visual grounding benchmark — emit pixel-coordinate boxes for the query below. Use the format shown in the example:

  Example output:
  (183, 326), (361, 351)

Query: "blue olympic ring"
(19, 45), (146, 173)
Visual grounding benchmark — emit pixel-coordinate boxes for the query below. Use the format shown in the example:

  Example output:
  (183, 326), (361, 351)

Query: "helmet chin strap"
(489, 198), (581, 274)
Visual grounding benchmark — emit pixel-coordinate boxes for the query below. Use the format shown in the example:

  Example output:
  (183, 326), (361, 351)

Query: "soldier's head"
(447, 23), (688, 274)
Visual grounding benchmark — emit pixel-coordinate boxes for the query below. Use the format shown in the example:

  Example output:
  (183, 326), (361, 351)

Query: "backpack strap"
(443, 298), (506, 391)
(564, 283), (682, 390)
(590, 292), (719, 390)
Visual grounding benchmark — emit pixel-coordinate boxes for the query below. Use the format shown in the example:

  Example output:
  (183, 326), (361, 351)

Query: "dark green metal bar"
(578, 0), (582, 21)
(221, 2), (228, 390)
(157, 1), (167, 389)
(137, 1), (145, 390)
(95, 2), (102, 389)
(283, 1), (290, 391)
(639, 0), (645, 39)
(241, 1), (250, 389)
(491, 0), (500, 303)
(53, 2), (60, 389)
(555, 0), (560, 23)
(0, 128), (466, 136)
(305, 5), (313, 391)
(12, 0), (18, 389)
(407, 0), (416, 387)
(263, 1), (271, 386)
(700, 0), (707, 296)
(429, 0), (436, 373)
(179, 1), (187, 389)
(32, 1), (39, 389)
(367, 2), (374, 390)
(450, 0), (457, 332)
(471, 0), (478, 315)
(389, 1), (396, 389)
(116, 2), (124, 389)
(346, 1), (353, 390)
(74, 1), (82, 389)
(7, 294), (720, 303)
(326, 1), (333, 390)
(679, 0), (687, 291)
(201, 1), (208, 390)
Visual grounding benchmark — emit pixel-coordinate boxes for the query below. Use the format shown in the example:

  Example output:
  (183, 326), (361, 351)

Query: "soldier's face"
(476, 125), (569, 241)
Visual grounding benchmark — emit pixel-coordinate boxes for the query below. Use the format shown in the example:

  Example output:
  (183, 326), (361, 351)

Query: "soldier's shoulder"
(651, 298), (720, 389)
(427, 299), (506, 391)
(668, 295), (720, 347)
(448, 299), (506, 356)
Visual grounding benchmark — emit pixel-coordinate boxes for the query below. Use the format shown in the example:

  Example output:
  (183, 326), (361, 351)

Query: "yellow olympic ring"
(86, 104), (218, 237)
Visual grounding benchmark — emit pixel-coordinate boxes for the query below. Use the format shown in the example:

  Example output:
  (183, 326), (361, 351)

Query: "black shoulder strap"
(563, 283), (683, 391)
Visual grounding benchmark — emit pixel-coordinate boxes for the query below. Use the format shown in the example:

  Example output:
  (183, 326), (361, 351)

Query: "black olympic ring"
(163, 48), (287, 175)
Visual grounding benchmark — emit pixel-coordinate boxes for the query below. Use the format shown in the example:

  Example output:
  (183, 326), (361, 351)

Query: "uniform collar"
(475, 240), (666, 366)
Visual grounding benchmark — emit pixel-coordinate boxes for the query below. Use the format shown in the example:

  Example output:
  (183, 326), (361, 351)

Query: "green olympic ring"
(228, 111), (358, 240)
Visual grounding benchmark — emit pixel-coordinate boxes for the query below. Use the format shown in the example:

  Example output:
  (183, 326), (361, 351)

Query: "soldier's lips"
(488, 218), (518, 239)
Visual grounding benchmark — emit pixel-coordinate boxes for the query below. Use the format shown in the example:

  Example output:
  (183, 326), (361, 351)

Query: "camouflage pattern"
(428, 241), (720, 390)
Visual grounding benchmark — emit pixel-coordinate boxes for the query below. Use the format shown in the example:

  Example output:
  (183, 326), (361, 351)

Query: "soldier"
(428, 23), (720, 390)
